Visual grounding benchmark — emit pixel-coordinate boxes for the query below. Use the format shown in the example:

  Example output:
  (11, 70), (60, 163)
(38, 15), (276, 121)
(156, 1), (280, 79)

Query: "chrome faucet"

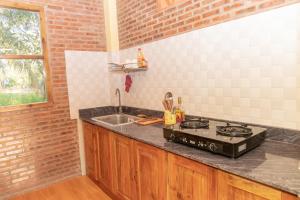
(115, 88), (122, 113)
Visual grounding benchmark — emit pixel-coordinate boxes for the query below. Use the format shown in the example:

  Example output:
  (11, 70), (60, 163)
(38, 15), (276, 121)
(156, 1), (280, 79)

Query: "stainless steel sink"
(92, 114), (140, 126)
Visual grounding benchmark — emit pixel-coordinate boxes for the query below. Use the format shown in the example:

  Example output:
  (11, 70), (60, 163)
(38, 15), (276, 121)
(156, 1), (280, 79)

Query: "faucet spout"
(115, 88), (122, 113)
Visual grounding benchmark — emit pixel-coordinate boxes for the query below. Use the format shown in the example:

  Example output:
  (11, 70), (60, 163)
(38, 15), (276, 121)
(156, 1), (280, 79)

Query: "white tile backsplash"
(65, 50), (112, 175)
(117, 3), (300, 130)
(64, 4), (300, 130)
(65, 51), (110, 119)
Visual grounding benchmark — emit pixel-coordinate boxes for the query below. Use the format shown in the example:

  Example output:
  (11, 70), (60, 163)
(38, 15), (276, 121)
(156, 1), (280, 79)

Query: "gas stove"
(163, 119), (266, 158)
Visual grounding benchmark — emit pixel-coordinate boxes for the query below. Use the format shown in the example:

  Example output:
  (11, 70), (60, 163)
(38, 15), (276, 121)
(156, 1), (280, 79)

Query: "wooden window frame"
(0, 2), (52, 112)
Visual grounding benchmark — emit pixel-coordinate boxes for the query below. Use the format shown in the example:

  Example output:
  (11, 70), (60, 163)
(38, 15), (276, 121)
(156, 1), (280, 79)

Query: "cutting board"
(136, 118), (163, 126)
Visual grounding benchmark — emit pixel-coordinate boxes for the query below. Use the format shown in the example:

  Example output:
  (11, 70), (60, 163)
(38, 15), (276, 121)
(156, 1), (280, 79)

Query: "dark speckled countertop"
(80, 106), (300, 197)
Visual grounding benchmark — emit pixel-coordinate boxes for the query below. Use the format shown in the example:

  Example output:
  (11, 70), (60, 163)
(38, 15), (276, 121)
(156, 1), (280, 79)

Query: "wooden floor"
(11, 176), (112, 200)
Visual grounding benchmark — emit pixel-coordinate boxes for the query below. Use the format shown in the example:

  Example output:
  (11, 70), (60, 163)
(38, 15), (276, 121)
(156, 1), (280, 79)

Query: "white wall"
(107, 52), (124, 106)
(118, 3), (300, 130)
(65, 51), (111, 119)
(65, 51), (111, 174)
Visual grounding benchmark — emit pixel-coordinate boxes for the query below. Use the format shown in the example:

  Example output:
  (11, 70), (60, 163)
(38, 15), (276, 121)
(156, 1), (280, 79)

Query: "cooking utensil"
(164, 92), (174, 111)
(164, 92), (173, 100)
(162, 100), (168, 111)
(136, 118), (163, 125)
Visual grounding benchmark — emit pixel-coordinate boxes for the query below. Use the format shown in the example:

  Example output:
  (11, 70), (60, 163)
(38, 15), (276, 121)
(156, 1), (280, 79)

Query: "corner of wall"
(103, 0), (120, 52)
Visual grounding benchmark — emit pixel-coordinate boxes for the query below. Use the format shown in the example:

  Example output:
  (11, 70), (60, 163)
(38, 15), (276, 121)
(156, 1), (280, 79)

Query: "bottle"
(175, 97), (185, 123)
(137, 48), (147, 68)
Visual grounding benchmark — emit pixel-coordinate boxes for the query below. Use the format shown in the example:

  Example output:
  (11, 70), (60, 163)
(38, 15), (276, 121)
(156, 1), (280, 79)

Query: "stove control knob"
(170, 133), (175, 140)
(209, 143), (218, 152)
(198, 142), (204, 147)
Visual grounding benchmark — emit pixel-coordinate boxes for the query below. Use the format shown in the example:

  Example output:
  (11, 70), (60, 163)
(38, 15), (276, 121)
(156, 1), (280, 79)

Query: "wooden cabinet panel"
(167, 153), (216, 200)
(133, 141), (167, 200)
(282, 193), (299, 200)
(83, 122), (99, 181)
(111, 134), (136, 200)
(96, 127), (112, 189)
(217, 171), (282, 200)
(84, 123), (298, 200)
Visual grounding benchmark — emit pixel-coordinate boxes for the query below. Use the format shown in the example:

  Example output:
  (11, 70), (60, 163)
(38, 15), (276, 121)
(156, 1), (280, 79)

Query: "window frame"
(0, 2), (52, 112)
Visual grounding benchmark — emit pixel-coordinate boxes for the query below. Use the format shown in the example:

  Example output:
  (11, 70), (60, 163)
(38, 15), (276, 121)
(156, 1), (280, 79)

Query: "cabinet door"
(83, 122), (99, 181)
(96, 127), (112, 189)
(217, 171), (283, 200)
(133, 141), (167, 200)
(282, 193), (299, 200)
(167, 153), (216, 200)
(111, 134), (136, 200)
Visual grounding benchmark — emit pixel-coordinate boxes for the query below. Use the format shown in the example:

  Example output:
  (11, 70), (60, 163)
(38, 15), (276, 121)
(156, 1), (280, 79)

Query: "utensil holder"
(164, 111), (176, 125)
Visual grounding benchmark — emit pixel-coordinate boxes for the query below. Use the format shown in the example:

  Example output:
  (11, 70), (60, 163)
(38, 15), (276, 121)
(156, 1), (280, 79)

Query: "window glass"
(0, 59), (47, 106)
(0, 7), (42, 55)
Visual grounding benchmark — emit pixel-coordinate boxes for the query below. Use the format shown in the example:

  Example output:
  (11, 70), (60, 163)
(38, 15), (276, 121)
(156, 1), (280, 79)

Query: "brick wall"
(117, 0), (300, 49)
(0, 0), (106, 199)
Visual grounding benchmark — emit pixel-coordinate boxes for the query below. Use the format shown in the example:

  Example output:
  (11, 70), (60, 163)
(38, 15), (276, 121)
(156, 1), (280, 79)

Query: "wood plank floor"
(11, 176), (112, 200)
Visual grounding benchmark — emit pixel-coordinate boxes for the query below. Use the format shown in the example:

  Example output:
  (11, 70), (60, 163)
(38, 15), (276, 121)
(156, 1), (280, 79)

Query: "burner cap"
(217, 124), (253, 137)
(180, 118), (209, 129)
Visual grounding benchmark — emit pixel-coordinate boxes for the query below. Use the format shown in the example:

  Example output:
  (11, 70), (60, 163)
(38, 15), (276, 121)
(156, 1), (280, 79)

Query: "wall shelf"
(116, 68), (147, 73)
(109, 63), (148, 73)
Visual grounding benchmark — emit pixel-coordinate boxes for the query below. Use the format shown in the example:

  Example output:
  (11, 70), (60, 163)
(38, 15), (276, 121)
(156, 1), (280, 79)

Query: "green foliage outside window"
(0, 7), (47, 106)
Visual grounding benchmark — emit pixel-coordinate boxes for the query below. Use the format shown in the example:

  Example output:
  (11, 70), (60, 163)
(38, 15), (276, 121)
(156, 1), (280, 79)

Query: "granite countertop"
(80, 106), (300, 197)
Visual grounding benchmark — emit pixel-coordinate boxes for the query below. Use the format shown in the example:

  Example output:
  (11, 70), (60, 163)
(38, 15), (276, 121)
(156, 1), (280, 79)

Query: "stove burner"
(180, 118), (209, 129)
(217, 123), (253, 137)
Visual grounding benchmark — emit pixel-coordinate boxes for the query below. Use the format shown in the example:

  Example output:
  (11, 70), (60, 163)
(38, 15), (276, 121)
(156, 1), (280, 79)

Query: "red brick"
(212, 0), (230, 8)
(212, 13), (231, 22)
(224, 2), (244, 11)
(259, 0), (286, 9)
(117, 0), (297, 49)
(235, 6), (257, 15)
(202, 9), (220, 18)
(178, 24), (193, 32)
(0, 0), (105, 199)
(178, 12), (192, 21)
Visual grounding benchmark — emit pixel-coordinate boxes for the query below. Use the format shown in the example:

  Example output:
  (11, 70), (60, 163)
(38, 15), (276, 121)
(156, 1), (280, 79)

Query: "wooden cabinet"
(282, 193), (299, 200)
(96, 127), (113, 189)
(167, 153), (216, 200)
(83, 122), (99, 181)
(133, 141), (167, 200)
(111, 134), (136, 200)
(83, 123), (112, 189)
(83, 122), (298, 200)
(217, 171), (297, 200)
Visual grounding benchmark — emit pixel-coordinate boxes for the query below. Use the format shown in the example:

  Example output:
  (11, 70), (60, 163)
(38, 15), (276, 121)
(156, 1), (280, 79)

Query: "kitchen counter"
(80, 106), (300, 197)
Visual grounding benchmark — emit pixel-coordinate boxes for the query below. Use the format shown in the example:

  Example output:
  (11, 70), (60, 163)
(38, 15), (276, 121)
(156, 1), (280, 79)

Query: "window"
(0, 2), (51, 109)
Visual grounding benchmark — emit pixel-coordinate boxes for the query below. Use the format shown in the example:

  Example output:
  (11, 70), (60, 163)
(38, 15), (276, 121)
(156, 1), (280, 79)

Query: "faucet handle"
(115, 88), (120, 95)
